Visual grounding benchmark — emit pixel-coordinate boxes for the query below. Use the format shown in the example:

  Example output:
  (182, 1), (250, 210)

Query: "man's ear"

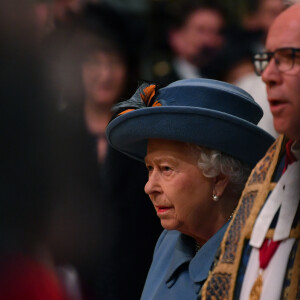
(213, 173), (229, 198)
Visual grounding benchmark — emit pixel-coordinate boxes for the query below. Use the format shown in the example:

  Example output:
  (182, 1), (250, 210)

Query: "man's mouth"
(268, 99), (289, 114)
(269, 99), (286, 105)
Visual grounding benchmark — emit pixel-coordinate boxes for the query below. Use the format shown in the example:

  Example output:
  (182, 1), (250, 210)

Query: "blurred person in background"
(34, 0), (56, 38)
(43, 2), (162, 299)
(206, 0), (286, 83)
(52, 0), (85, 24)
(78, 3), (139, 163)
(33, 0), (90, 39)
(241, 0), (286, 51)
(152, 0), (226, 85)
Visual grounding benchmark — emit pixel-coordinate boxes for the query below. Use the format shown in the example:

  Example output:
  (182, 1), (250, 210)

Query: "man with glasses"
(253, 48), (300, 77)
(200, 4), (300, 300)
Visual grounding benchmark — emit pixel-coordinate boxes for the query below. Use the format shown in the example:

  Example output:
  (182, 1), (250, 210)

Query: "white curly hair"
(188, 144), (251, 200)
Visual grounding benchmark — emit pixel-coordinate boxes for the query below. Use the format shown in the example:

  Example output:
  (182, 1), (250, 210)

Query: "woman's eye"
(162, 166), (172, 173)
(146, 165), (153, 172)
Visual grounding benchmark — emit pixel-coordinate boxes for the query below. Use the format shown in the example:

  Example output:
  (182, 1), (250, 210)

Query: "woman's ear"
(213, 173), (229, 198)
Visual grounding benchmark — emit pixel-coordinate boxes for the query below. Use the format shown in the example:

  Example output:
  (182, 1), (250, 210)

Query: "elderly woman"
(106, 78), (274, 299)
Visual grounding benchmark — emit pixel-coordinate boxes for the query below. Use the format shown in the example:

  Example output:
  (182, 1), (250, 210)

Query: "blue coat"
(141, 224), (229, 300)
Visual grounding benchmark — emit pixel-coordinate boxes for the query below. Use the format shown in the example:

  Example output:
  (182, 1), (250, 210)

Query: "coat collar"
(164, 223), (229, 287)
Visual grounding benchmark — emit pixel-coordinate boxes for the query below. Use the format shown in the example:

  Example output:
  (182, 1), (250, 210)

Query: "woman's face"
(82, 50), (127, 108)
(144, 139), (217, 242)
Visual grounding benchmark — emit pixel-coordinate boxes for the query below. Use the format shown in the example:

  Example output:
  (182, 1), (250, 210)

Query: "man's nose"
(262, 57), (283, 86)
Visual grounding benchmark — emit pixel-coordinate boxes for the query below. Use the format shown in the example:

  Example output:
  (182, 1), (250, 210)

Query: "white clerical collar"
(250, 161), (300, 247)
(173, 57), (202, 79)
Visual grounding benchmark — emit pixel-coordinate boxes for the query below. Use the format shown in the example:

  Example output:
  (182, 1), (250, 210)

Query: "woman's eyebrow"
(145, 156), (178, 166)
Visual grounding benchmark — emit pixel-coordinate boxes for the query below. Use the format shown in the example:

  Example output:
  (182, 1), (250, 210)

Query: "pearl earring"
(213, 194), (219, 202)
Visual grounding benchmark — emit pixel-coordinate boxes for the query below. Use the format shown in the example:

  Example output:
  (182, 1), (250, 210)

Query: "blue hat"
(106, 78), (274, 167)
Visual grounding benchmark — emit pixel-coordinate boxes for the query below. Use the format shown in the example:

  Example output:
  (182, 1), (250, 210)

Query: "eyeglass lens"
(253, 48), (297, 75)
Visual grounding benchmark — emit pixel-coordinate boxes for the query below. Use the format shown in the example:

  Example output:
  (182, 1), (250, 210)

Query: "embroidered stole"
(200, 135), (300, 300)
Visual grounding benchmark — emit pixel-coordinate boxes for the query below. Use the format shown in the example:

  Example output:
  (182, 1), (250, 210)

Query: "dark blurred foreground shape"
(0, 1), (162, 299)
(0, 1), (111, 299)
(0, 1), (75, 299)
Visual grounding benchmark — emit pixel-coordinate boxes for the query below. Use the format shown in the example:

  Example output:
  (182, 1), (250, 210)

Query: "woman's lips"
(156, 206), (172, 214)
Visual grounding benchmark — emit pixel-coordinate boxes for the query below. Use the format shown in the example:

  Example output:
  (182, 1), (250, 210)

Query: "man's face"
(170, 9), (224, 67)
(262, 6), (300, 141)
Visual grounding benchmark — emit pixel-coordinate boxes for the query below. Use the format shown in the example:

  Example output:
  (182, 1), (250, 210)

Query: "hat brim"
(106, 106), (274, 168)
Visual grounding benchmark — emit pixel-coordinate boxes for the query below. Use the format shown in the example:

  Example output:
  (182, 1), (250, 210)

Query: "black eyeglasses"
(253, 47), (300, 76)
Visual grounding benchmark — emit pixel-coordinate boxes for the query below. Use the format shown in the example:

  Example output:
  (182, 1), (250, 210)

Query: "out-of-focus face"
(34, 3), (54, 37)
(144, 139), (219, 243)
(170, 9), (224, 67)
(262, 5), (300, 141)
(53, 0), (82, 23)
(82, 51), (127, 108)
(258, 0), (285, 32)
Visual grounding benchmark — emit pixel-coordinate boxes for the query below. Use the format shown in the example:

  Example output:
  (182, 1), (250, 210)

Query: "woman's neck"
(192, 207), (233, 247)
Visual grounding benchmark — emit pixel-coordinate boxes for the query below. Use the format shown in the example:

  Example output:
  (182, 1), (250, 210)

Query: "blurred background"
(0, 0), (291, 299)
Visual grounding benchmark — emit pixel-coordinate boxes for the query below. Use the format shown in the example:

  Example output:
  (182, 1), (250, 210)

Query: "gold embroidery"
(249, 273), (263, 300)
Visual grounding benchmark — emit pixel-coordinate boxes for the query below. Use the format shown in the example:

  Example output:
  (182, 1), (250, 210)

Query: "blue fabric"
(158, 79), (262, 124)
(141, 223), (229, 300)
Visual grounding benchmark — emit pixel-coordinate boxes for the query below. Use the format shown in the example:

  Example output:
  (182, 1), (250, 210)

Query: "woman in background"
(43, 3), (162, 299)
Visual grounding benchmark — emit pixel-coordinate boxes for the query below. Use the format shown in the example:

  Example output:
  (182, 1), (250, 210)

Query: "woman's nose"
(144, 171), (160, 195)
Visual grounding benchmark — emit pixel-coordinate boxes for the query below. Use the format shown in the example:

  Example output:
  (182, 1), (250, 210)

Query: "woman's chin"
(89, 91), (118, 107)
(160, 220), (180, 231)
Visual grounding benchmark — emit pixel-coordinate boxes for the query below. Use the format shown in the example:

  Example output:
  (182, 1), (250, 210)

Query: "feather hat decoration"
(111, 83), (161, 120)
